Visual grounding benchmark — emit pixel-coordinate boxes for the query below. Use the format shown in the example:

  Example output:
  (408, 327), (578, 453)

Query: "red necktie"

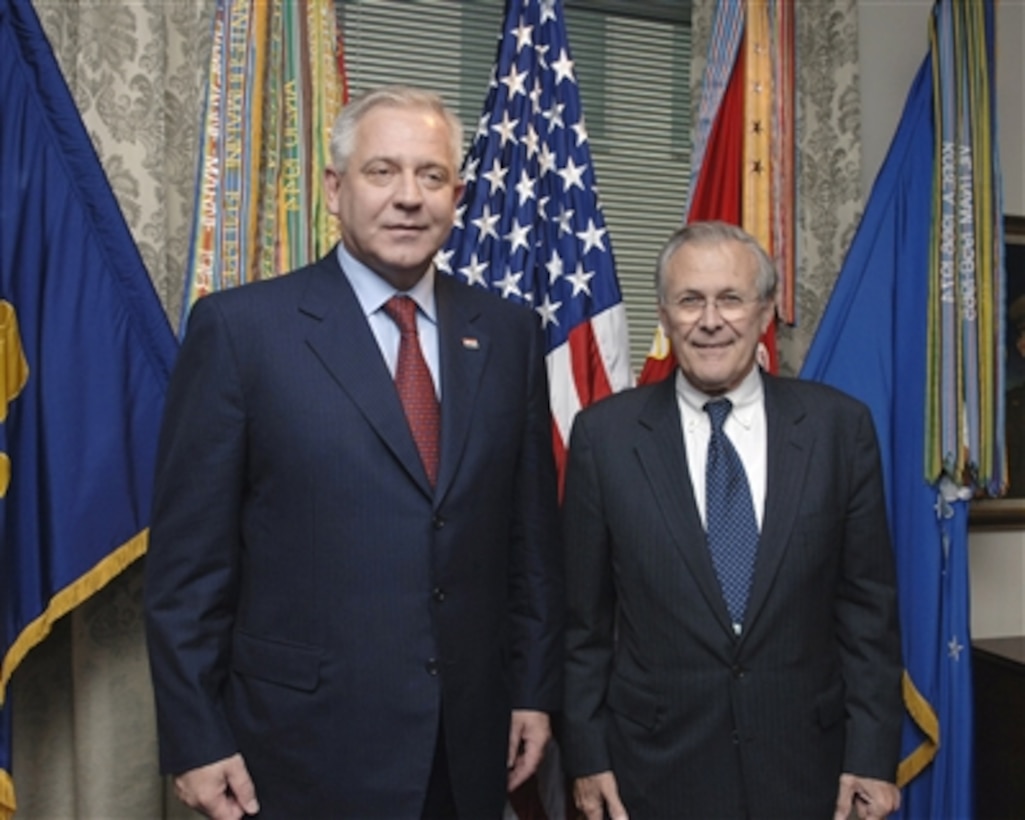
(383, 296), (440, 486)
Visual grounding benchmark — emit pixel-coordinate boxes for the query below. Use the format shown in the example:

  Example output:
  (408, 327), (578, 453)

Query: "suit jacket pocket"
(606, 676), (661, 731)
(814, 679), (846, 730)
(232, 630), (322, 692)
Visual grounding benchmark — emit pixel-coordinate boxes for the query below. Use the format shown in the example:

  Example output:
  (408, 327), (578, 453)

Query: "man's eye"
(420, 169), (448, 188)
(719, 294), (744, 307)
(679, 296), (704, 309)
(365, 167), (394, 183)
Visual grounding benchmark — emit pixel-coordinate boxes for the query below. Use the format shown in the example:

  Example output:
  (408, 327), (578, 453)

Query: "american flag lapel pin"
(462, 336), (480, 350)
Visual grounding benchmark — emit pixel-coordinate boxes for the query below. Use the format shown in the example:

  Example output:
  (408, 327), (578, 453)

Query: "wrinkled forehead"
(671, 239), (759, 281)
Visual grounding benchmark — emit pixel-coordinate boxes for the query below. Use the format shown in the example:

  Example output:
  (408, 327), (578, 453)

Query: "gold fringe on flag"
(896, 669), (941, 787)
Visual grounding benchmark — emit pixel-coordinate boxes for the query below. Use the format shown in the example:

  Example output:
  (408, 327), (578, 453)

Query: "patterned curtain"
(692, 0), (864, 375)
(10, 2), (213, 817)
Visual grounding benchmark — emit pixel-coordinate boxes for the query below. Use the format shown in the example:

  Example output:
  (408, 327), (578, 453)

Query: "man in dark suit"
(145, 86), (563, 819)
(561, 221), (903, 820)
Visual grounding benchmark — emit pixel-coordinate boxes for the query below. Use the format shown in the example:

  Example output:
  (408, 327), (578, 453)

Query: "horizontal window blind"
(337, 0), (690, 373)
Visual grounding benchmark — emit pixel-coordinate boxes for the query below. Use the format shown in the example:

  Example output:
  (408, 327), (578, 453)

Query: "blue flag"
(799, 43), (974, 820)
(0, 0), (179, 813)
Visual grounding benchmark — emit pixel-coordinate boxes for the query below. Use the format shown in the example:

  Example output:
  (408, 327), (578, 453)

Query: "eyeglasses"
(667, 293), (762, 322)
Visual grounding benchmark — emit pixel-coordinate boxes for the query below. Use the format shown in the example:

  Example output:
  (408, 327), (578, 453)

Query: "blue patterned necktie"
(704, 399), (759, 632)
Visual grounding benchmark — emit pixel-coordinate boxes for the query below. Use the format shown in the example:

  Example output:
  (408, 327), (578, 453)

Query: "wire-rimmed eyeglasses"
(666, 293), (763, 322)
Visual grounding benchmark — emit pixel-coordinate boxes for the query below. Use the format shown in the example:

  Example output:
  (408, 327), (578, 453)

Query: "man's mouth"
(694, 339), (732, 350)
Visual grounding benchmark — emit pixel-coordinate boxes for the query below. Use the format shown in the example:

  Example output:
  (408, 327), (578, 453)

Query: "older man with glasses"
(561, 221), (904, 820)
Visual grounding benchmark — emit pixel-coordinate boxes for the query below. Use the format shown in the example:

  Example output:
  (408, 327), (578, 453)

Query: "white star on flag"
(459, 253), (488, 287)
(566, 262), (595, 296)
(471, 204), (501, 241)
(501, 65), (529, 98)
(482, 158), (509, 194)
(556, 156), (586, 191)
(515, 169), (536, 206)
(551, 48), (575, 84)
(494, 268), (524, 299)
(576, 218), (607, 253)
(535, 293), (562, 328)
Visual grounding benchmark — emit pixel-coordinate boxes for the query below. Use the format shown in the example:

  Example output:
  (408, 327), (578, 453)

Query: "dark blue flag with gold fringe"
(802, 2), (1001, 816)
(0, 0), (179, 814)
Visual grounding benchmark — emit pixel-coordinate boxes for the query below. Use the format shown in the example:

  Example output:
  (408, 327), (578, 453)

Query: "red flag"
(639, 2), (793, 385)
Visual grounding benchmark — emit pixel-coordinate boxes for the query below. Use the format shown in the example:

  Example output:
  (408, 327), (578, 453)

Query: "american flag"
(438, 0), (632, 480)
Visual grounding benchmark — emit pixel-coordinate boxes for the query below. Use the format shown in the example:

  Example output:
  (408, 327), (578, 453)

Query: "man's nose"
(393, 170), (424, 206)
(698, 298), (725, 325)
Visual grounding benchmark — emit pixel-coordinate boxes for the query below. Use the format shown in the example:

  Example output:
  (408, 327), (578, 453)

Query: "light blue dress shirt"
(336, 243), (441, 398)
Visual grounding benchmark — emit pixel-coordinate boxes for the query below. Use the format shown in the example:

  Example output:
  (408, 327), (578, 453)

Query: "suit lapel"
(634, 377), (735, 631)
(300, 253), (433, 497)
(433, 274), (488, 504)
(742, 373), (813, 632)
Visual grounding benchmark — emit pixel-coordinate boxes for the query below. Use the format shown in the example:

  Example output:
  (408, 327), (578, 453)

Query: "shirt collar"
(675, 366), (764, 429)
(336, 243), (437, 323)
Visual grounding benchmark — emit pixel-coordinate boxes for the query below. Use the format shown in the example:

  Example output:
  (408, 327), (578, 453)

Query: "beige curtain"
(11, 1), (213, 817)
(691, 0), (863, 376)
(10, 0), (861, 816)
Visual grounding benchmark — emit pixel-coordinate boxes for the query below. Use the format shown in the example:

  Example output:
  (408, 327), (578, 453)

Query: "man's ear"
(323, 167), (343, 217)
(452, 178), (467, 208)
(758, 298), (776, 336)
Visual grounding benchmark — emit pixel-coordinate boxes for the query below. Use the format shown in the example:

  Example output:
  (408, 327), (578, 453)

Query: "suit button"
(731, 730), (740, 745)
(732, 665), (745, 679)
(432, 515), (445, 530)
(425, 658), (439, 676)
(432, 587), (446, 602)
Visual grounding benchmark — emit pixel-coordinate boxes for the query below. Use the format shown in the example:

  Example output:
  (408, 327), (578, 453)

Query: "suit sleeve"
(836, 404), (904, 780)
(144, 296), (247, 774)
(506, 317), (564, 712)
(561, 409), (616, 776)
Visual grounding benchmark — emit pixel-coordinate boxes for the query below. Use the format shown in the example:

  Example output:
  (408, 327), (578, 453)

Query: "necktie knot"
(704, 398), (732, 432)
(384, 295), (419, 336)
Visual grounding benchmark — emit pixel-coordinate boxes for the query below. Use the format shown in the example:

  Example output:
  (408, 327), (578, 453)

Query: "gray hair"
(329, 85), (464, 173)
(654, 221), (778, 303)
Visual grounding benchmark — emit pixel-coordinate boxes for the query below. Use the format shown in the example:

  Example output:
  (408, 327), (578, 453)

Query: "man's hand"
(573, 771), (629, 820)
(834, 772), (901, 820)
(507, 709), (551, 791)
(173, 753), (260, 819)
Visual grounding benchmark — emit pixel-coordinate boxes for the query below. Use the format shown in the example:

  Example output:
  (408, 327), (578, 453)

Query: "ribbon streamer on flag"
(180, 0), (345, 327)
(639, 0), (796, 385)
(439, 0), (632, 488)
(802, 2), (1002, 816)
(925, 0), (1003, 492)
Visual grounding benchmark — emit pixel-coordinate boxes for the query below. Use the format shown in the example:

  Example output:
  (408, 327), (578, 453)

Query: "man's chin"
(684, 368), (734, 396)
(372, 258), (435, 290)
